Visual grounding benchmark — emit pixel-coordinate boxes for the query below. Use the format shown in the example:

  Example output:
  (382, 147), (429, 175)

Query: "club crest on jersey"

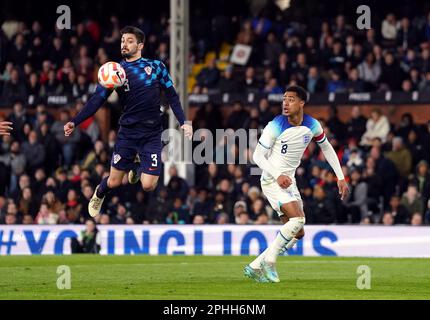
(144, 66), (152, 75)
(303, 135), (311, 145)
(113, 153), (121, 164)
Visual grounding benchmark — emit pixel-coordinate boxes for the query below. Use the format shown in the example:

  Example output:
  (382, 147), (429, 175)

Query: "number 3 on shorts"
(151, 154), (158, 167)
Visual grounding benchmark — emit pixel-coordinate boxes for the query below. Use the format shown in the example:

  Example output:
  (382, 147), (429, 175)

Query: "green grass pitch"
(0, 255), (429, 300)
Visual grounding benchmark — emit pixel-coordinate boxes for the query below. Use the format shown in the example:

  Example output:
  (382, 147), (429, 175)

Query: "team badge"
(144, 66), (152, 75)
(113, 153), (121, 164)
(303, 135), (311, 145)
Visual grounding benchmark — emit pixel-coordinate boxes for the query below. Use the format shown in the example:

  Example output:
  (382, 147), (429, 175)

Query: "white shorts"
(261, 180), (302, 217)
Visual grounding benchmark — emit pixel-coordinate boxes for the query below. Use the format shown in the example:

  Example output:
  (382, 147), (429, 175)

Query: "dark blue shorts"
(111, 129), (162, 176)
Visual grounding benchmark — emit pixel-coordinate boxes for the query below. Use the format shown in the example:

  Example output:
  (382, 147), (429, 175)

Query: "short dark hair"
(120, 26), (145, 44)
(285, 85), (309, 102)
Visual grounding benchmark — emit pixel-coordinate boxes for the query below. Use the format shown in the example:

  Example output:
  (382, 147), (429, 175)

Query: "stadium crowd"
(1, 3), (430, 226)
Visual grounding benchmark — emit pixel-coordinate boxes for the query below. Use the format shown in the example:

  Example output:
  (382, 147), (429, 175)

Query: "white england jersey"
(258, 114), (326, 183)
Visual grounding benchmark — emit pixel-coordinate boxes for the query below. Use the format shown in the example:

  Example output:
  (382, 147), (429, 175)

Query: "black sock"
(96, 177), (111, 198)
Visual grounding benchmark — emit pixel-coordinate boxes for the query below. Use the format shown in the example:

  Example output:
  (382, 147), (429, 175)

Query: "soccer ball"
(97, 61), (126, 89)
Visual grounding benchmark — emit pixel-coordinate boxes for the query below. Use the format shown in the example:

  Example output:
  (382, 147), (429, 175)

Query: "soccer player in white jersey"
(244, 85), (349, 283)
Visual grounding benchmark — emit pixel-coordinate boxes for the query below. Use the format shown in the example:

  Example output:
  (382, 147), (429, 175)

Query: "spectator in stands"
(21, 130), (45, 174)
(51, 109), (81, 168)
(264, 32), (282, 68)
(257, 98), (274, 127)
(5, 214), (17, 225)
(385, 136), (412, 178)
(0, 140), (26, 194)
(40, 69), (61, 96)
(425, 200), (430, 225)
(26, 72), (41, 103)
(306, 66), (325, 94)
(71, 219), (101, 253)
(263, 78), (283, 94)
(18, 187), (38, 218)
(379, 52), (405, 91)
(99, 214), (110, 225)
(166, 165), (189, 202)
(196, 57), (220, 91)
(7, 101), (30, 140)
(307, 185), (337, 224)
(409, 68), (421, 91)
(346, 106), (367, 141)
(401, 79), (414, 92)
(216, 212), (229, 224)
(226, 101), (249, 130)
(397, 17), (418, 50)
(274, 53), (291, 88)
(35, 203), (58, 224)
(167, 198), (189, 224)
(381, 13), (397, 47)
(236, 211), (252, 225)
(346, 68), (365, 92)
(192, 214), (205, 224)
(304, 36), (320, 66)
(401, 184), (424, 219)
(357, 52), (381, 90)
(412, 160), (430, 208)
(193, 188), (213, 218)
(241, 66), (260, 93)
(291, 53), (308, 87)
(369, 146), (399, 207)
(111, 202), (128, 224)
(217, 65), (240, 93)
(146, 187), (171, 224)
(8, 33), (27, 67)
(381, 212), (394, 225)
(410, 212), (423, 226)
(387, 195), (409, 224)
(343, 167), (368, 223)
(360, 109), (390, 146)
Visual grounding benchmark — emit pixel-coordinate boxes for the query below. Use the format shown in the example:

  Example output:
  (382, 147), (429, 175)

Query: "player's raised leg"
(136, 133), (162, 192)
(260, 201), (305, 282)
(141, 173), (159, 192)
(89, 166), (126, 217)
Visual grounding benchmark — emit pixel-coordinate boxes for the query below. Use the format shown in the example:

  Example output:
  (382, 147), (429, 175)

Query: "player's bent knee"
(288, 216), (306, 235)
(142, 182), (157, 192)
(296, 228), (305, 239)
(107, 177), (122, 188)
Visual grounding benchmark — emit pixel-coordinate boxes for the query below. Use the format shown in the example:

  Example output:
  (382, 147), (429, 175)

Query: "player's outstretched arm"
(0, 121), (13, 136)
(157, 61), (191, 139)
(64, 85), (112, 136)
(317, 137), (349, 200)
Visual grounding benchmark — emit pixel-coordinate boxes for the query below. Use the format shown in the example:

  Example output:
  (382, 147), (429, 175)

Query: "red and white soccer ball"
(97, 61), (127, 89)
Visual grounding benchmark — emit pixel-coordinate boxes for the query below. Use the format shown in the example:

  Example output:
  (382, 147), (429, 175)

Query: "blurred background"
(0, 0), (430, 230)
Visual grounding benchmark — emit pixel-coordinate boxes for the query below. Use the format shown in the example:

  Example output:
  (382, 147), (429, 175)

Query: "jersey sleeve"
(156, 61), (186, 126)
(156, 61), (174, 89)
(258, 119), (280, 149)
(311, 119), (327, 144)
(71, 84), (112, 126)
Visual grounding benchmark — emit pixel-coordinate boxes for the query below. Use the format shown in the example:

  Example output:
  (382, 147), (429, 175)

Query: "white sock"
(285, 237), (298, 250)
(249, 248), (269, 269)
(250, 237), (300, 269)
(265, 217), (305, 264)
